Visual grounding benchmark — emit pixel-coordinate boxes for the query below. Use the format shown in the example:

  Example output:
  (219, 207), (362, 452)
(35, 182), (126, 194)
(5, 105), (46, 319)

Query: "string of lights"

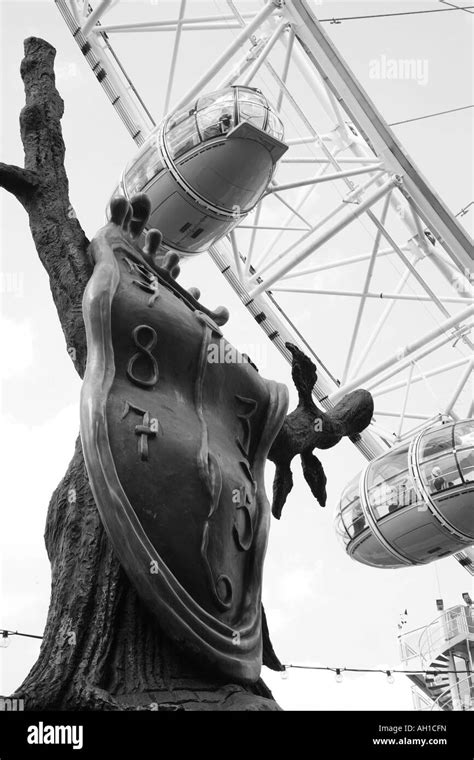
(282, 664), (469, 676)
(0, 629), (468, 683)
(280, 664), (471, 684)
(1, 629), (43, 643)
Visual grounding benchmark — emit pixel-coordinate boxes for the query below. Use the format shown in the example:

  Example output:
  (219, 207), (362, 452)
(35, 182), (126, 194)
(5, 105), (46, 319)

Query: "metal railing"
(419, 606), (474, 668)
(430, 674), (473, 711)
(411, 687), (439, 712)
(399, 624), (427, 666)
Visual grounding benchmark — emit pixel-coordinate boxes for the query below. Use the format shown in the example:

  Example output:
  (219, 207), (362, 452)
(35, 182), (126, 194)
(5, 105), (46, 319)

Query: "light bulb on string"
(386, 670), (395, 684)
(280, 666), (289, 680)
(335, 668), (343, 683)
(0, 631), (10, 649)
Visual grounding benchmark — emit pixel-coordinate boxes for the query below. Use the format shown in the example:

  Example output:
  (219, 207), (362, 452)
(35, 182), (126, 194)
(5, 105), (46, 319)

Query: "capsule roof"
(164, 85), (285, 160)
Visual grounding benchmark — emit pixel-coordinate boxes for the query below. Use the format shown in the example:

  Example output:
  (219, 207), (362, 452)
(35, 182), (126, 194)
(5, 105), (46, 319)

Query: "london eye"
(6, 0), (469, 711)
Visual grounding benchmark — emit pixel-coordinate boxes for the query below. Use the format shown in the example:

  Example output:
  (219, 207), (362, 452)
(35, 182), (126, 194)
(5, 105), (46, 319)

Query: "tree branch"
(2, 37), (92, 376)
(0, 162), (39, 203)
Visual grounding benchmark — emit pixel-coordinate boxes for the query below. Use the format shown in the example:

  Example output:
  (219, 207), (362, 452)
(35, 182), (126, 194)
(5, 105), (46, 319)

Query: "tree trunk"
(2, 37), (280, 711)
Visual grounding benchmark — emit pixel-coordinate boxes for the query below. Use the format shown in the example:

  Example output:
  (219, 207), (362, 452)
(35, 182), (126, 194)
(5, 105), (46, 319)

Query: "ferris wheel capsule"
(110, 85), (288, 255)
(335, 419), (474, 568)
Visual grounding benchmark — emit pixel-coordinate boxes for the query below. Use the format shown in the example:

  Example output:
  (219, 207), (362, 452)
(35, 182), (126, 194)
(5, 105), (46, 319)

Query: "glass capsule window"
(195, 94), (219, 111)
(335, 513), (350, 547)
(423, 453), (463, 495)
(457, 449), (474, 483)
(165, 86), (285, 161)
(419, 420), (474, 493)
(338, 474), (366, 542)
(124, 136), (164, 195)
(196, 90), (235, 114)
(237, 90), (267, 131)
(453, 419), (474, 485)
(165, 110), (200, 160)
(235, 87), (284, 139)
(238, 99), (266, 130)
(419, 425), (454, 461)
(367, 443), (409, 484)
(265, 109), (285, 140)
(454, 420), (474, 450)
(368, 477), (419, 520)
(196, 98), (235, 142)
(366, 443), (420, 520)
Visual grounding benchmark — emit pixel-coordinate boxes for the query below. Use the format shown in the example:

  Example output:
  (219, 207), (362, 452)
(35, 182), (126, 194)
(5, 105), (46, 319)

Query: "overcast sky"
(1, 0), (472, 710)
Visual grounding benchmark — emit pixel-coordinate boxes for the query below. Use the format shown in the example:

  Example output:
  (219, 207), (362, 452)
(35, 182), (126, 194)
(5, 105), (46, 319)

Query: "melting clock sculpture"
(80, 192), (374, 682)
(80, 85), (376, 683)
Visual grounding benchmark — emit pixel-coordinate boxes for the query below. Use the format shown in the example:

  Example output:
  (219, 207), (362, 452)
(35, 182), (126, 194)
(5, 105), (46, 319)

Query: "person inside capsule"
(422, 420), (474, 495)
(431, 466), (451, 492)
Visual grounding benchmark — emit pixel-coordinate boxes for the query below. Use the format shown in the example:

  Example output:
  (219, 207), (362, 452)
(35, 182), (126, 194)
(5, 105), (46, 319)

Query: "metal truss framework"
(55, 0), (473, 472)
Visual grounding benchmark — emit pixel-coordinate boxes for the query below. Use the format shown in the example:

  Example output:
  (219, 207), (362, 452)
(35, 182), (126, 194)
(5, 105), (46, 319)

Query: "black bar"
(0, 710), (472, 757)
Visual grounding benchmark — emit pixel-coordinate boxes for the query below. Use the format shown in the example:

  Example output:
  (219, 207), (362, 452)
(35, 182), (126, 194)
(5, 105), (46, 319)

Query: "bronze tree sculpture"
(0, 38), (373, 711)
